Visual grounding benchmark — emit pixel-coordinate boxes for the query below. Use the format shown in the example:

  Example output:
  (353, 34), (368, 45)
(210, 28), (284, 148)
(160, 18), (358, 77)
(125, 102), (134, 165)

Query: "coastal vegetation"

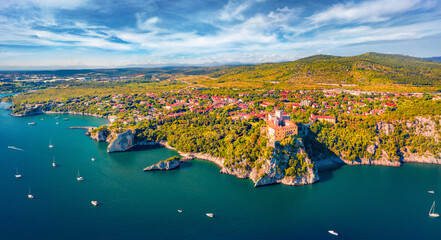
(6, 52), (441, 186)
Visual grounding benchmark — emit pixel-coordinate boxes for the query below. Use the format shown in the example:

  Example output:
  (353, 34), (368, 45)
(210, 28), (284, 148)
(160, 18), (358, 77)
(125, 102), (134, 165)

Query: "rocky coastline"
(91, 129), (318, 187)
(44, 111), (107, 119)
(9, 108), (108, 119)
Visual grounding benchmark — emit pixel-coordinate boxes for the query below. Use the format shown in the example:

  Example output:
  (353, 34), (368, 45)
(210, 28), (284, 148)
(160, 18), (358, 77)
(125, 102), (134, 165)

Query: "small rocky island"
(143, 156), (182, 171)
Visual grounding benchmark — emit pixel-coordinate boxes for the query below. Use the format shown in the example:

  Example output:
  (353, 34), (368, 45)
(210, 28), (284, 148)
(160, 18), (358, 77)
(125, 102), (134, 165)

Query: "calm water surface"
(1, 102), (441, 240)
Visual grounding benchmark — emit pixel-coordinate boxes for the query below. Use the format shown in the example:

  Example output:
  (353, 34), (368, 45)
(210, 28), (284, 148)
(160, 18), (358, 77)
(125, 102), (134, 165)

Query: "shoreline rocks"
(10, 109), (43, 117)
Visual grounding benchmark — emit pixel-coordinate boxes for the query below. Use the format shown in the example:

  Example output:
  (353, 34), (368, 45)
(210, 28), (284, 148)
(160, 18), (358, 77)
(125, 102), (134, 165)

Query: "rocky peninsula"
(86, 127), (320, 187)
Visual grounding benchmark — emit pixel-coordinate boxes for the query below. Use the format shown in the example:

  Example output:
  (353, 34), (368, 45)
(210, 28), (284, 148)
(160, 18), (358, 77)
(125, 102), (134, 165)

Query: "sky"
(0, 0), (441, 70)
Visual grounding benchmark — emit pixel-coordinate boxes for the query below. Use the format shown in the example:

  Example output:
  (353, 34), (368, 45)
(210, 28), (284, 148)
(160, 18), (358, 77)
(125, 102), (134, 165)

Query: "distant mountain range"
(3, 52), (441, 86)
(426, 57), (441, 63)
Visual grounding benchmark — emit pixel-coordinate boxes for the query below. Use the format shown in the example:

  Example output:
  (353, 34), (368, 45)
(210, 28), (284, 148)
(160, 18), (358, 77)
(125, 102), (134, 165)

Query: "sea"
(1, 98), (441, 240)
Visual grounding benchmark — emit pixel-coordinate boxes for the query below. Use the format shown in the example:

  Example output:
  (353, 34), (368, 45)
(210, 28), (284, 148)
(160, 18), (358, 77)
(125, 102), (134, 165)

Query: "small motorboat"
(328, 230), (339, 236)
(428, 190), (435, 194)
(28, 122), (36, 125)
(52, 157), (57, 167)
(91, 201), (99, 206)
(63, 118), (69, 121)
(206, 213), (214, 218)
(178, 210), (183, 213)
(91, 158), (95, 161)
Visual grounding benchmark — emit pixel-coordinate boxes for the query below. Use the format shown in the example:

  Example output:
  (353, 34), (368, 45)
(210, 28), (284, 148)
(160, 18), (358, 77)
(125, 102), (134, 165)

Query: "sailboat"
(49, 139), (54, 148)
(28, 188), (34, 199)
(15, 168), (22, 178)
(52, 156), (57, 167)
(429, 201), (440, 218)
(77, 170), (83, 181)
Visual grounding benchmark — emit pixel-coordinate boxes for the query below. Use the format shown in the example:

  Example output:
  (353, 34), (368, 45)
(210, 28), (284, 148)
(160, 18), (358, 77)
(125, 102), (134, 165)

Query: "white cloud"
(1, 0), (91, 10)
(309, 0), (423, 23)
(0, 0), (440, 69)
(219, 0), (265, 21)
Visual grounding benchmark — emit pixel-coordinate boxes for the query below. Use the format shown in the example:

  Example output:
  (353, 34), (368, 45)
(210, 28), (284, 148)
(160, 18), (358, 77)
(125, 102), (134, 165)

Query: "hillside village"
(13, 87), (440, 133)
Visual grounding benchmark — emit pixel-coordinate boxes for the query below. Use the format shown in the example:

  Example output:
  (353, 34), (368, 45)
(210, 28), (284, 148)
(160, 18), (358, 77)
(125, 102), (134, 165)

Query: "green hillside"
(208, 53), (441, 86)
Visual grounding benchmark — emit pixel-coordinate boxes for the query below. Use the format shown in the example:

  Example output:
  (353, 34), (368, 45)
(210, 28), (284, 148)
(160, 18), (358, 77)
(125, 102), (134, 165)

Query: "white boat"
(178, 210), (183, 213)
(56, 121), (59, 125)
(28, 188), (34, 199)
(428, 190), (435, 194)
(28, 122), (36, 125)
(52, 157), (57, 167)
(55, 116), (60, 119)
(206, 213), (214, 218)
(63, 118), (69, 121)
(77, 170), (84, 181)
(91, 158), (95, 161)
(328, 230), (339, 236)
(15, 168), (22, 178)
(429, 201), (440, 218)
(91, 201), (99, 206)
(49, 139), (54, 148)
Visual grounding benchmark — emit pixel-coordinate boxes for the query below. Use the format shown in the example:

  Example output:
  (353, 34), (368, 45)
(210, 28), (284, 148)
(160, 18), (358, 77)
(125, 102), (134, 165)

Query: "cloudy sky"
(0, 0), (440, 70)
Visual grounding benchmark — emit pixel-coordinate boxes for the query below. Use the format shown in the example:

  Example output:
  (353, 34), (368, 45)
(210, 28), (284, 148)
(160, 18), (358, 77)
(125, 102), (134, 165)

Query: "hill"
(204, 53), (441, 87)
(426, 57), (441, 63)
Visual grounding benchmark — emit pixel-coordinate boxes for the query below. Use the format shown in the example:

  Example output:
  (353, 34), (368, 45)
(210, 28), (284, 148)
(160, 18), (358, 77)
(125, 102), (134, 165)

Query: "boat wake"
(7, 146), (24, 151)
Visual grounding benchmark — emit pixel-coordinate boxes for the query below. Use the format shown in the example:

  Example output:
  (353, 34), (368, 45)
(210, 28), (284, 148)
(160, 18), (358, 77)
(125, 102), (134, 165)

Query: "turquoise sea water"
(1, 101), (441, 240)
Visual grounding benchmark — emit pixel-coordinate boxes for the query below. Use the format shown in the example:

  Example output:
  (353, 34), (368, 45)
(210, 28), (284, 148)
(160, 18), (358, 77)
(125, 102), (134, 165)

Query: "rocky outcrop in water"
(143, 159), (181, 171)
(107, 130), (135, 153)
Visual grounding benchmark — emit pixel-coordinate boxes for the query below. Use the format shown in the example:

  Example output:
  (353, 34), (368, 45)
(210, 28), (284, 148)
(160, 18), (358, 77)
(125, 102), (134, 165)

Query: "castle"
(266, 110), (298, 141)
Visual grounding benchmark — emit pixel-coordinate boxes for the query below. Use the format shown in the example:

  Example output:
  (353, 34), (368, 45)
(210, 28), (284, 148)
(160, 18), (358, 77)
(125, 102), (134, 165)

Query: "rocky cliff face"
(91, 129), (109, 142)
(143, 159), (181, 171)
(107, 130), (135, 153)
(221, 139), (319, 187)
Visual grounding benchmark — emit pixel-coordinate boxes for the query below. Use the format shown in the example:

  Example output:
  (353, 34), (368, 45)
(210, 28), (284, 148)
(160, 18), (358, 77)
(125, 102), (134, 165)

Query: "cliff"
(90, 129), (110, 142)
(107, 130), (136, 153)
(143, 159), (181, 171)
(220, 138), (319, 187)
(309, 116), (441, 167)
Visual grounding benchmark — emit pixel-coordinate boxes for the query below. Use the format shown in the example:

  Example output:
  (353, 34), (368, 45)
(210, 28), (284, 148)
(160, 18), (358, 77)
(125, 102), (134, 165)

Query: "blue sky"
(0, 0), (441, 70)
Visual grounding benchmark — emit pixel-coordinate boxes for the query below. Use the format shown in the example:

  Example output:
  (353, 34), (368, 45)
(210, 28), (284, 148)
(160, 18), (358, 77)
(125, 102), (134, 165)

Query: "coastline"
(157, 141), (225, 168)
(43, 111), (107, 119)
(8, 106), (441, 186)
